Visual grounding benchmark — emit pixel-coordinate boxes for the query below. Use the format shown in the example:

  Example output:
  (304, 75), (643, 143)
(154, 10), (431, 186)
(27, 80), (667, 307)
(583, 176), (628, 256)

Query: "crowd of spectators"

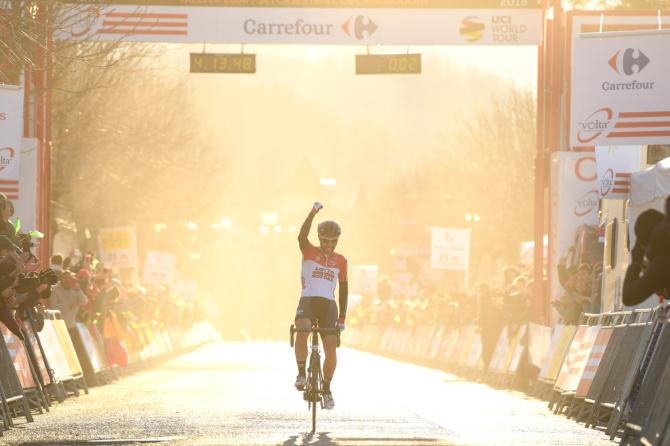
(0, 192), (202, 371)
(348, 263), (538, 366)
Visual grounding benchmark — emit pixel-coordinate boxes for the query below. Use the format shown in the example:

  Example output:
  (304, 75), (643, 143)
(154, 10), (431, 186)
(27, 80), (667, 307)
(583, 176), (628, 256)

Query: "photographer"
(623, 197), (670, 306)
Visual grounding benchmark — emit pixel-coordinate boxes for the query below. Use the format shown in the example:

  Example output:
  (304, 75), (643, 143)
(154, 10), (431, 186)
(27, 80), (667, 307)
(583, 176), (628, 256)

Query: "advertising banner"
(142, 251), (177, 285)
(57, 6), (542, 45)
(430, 227), (470, 271)
(594, 145), (643, 200)
(549, 152), (599, 324)
(349, 265), (378, 297)
(98, 226), (138, 269)
(76, 323), (106, 373)
(175, 277), (198, 301)
(571, 31), (670, 147)
(0, 86), (23, 201)
(1, 325), (38, 389)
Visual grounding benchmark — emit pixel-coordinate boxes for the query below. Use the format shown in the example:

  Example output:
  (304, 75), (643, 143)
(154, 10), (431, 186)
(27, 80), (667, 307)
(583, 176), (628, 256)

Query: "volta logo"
(608, 48), (650, 76)
(577, 107), (613, 144)
(600, 168), (615, 196)
(574, 190), (599, 217)
(460, 17), (485, 42)
(0, 147), (15, 172)
(342, 16), (377, 40)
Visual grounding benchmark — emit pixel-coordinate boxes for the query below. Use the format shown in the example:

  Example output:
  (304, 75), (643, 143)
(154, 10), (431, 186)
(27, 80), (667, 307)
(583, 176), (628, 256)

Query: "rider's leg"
(294, 317), (311, 372)
(322, 334), (337, 390)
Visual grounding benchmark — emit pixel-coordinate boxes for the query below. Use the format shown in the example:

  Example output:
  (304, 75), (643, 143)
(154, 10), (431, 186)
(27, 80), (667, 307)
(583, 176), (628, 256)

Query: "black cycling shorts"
(294, 296), (338, 328)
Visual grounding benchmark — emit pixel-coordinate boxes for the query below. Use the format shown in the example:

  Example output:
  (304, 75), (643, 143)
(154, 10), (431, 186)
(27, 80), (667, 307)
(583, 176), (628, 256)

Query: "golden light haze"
(157, 44), (537, 338)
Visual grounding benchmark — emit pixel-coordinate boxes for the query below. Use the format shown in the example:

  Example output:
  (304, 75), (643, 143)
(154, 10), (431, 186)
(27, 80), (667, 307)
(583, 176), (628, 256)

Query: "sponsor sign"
(549, 152), (599, 324)
(97, 226), (138, 269)
(430, 227), (471, 271)
(0, 87), (23, 201)
(349, 265), (378, 297)
(594, 145), (643, 199)
(142, 251), (177, 285)
(57, 6), (542, 45)
(571, 31), (670, 146)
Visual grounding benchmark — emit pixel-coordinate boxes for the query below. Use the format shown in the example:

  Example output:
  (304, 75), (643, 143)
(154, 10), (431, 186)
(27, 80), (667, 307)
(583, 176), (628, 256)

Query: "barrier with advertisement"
(76, 323), (107, 373)
(37, 319), (77, 382)
(52, 320), (84, 377)
(0, 326), (37, 391)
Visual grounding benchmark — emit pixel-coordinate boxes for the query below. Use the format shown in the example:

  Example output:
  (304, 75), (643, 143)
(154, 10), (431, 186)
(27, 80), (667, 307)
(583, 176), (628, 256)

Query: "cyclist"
(294, 202), (347, 410)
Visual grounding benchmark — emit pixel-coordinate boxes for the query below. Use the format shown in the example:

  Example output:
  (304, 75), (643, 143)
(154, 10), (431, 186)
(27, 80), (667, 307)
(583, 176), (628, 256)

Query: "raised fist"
(312, 202), (323, 214)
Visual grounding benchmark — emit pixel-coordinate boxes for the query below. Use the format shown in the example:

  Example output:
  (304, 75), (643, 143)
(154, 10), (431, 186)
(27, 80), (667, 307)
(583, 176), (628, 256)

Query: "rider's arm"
(338, 280), (348, 323)
(298, 211), (316, 251)
(298, 203), (321, 251)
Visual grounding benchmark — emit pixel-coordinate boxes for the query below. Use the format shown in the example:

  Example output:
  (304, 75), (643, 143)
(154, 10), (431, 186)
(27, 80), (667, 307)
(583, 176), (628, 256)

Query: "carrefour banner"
(57, 6), (541, 45)
(0, 87), (23, 201)
(571, 32), (670, 147)
(549, 152), (599, 324)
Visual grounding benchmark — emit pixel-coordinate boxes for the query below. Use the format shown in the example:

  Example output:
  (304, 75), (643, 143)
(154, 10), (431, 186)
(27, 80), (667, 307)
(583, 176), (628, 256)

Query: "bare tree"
(380, 87), (536, 270)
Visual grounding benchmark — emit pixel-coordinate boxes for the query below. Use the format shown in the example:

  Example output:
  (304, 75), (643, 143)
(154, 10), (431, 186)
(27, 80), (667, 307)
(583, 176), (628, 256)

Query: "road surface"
(3, 342), (615, 445)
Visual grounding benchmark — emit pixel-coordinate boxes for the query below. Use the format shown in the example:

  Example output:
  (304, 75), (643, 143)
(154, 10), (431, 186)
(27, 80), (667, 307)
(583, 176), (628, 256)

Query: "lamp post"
(464, 212), (481, 288)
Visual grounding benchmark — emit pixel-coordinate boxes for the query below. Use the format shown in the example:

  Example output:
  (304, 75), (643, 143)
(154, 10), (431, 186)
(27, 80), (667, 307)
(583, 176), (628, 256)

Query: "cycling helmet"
(317, 220), (341, 238)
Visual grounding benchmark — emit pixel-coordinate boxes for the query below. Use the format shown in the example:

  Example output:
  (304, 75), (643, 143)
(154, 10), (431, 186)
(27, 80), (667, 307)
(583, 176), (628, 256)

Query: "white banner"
(349, 265), (378, 297)
(175, 277), (198, 300)
(97, 226), (138, 269)
(430, 227), (470, 271)
(58, 6), (542, 45)
(142, 251), (177, 285)
(594, 145), (643, 200)
(549, 152), (599, 323)
(571, 31), (670, 147)
(0, 86), (23, 201)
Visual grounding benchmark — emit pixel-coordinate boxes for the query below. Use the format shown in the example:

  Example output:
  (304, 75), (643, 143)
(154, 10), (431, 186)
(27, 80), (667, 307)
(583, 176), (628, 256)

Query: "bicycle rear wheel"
(310, 352), (320, 433)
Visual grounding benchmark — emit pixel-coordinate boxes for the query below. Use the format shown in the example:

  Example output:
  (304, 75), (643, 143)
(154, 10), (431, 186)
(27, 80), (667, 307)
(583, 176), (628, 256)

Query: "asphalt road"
(2, 342), (615, 446)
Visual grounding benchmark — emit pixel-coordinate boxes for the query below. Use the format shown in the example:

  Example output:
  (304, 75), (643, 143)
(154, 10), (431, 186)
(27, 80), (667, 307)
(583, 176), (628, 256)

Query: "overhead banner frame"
(57, 4), (543, 45)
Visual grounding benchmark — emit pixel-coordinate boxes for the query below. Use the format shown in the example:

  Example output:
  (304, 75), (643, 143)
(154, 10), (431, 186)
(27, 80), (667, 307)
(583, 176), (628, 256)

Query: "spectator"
(49, 271), (87, 335)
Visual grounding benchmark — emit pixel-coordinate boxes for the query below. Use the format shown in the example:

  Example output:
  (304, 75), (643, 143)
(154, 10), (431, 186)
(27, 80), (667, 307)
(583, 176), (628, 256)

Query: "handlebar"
(290, 324), (340, 347)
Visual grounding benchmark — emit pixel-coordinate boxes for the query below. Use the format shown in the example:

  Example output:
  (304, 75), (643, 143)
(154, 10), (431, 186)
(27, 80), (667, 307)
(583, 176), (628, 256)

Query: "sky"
(159, 44), (538, 210)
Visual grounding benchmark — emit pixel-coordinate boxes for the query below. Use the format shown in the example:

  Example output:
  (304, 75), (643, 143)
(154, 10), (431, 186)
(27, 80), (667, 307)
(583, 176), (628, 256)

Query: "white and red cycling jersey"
(300, 242), (347, 301)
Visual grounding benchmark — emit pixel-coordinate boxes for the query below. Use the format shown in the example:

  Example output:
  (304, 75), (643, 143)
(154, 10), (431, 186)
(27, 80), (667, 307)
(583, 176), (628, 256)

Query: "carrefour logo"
(342, 16), (377, 40)
(608, 48), (650, 76)
(460, 17), (485, 42)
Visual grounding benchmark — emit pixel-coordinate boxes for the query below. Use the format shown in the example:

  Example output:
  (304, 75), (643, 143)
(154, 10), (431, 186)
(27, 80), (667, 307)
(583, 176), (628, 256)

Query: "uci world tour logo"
(608, 48), (650, 75)
(460, 16), (485, 42)
(342, 15), (377, 40)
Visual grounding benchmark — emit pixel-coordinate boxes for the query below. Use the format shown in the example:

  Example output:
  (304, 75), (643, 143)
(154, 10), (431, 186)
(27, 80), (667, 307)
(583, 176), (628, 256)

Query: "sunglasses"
(319, 238), (338, 243)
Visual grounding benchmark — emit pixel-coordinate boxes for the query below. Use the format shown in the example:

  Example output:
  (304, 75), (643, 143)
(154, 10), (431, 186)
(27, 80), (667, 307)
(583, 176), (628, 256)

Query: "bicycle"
(290, 321), (340, 434)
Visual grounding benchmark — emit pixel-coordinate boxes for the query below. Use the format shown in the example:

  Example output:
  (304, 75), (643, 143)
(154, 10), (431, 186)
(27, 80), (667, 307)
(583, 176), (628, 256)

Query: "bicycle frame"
(290, 322), (340, 434)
